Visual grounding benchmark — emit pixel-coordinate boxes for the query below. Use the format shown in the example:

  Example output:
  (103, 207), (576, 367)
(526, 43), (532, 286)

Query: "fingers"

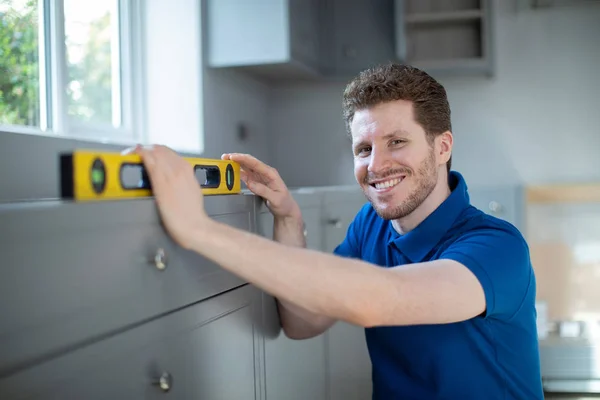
(134, 145), (180, 198)
(224, 153), (276, 178)
(245, 179), (275, 199)
(239, 169), (249, 185)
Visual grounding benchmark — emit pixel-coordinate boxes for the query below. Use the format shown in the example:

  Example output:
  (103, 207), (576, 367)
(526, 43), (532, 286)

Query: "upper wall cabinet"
(394, 0), (495, 77)
(206, 0), (495, 82)
(206, 0), (323, 81)
(205, 0), (397, 82)
(319, 0), (397, 81)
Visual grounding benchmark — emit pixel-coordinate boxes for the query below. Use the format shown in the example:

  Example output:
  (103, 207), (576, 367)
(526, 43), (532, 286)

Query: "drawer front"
(0, 194), (256, 376)
(0, 284), (262, 400)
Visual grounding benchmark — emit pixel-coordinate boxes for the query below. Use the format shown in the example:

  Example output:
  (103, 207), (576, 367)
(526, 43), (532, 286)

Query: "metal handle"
(488, 201), (503, 214)
(154, 248), (167, 271)
(327, 218), (342, 229)
(153, 372), (173, 392)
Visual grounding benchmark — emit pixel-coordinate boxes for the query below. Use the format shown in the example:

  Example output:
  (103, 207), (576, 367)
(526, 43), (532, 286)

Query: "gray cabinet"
(206, 0), (322, 81)
(320, 188), (373, 400)
(0, 196), (251, 376)
(394, 0), (495, 76)
(0, 284), (263, 400)
(0, 194), (268, 399)
(206, 0), (396, 82)
(321, 188), (367, 254)
(256, 193), (329, 400)
(468, 184), (525, 232)
(320, 0), (396, 79)
(254, 187), (373, 400)
(206, 0), (495, 82)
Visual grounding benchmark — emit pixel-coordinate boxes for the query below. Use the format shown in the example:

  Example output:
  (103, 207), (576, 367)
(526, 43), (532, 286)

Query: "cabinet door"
(394, 0), (494, 77)
(255, 192), (323, 251)
(288, 0), (321, 70)
(321, 0), (396, 78)
(321, 190), (366, 253)
(468, 185), (525, 231)
(0, 285), (263, 400)
(321, 189), (373, 400)
(256, 194), (328, 400)
(0, 195), (251, 375)
(206, 0), (321, 80)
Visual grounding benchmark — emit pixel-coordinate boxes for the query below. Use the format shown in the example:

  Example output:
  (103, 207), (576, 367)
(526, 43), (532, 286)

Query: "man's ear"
(437, 131), (453, 164)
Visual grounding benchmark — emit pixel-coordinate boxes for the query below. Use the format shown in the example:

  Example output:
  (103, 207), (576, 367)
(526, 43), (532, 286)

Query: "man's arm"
(189, 218), (486, 327)
(272, 214), (337, 339)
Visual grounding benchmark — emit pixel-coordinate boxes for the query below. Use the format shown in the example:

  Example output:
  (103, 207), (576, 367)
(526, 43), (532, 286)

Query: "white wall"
(268, 1), (600, 188)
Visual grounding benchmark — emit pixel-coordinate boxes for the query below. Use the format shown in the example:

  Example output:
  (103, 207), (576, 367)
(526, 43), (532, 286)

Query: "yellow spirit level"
(60, 150), (241, 201)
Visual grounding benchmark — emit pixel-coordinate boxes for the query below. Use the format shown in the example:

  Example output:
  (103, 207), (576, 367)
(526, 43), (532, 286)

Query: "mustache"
(364, 168), (412, 184)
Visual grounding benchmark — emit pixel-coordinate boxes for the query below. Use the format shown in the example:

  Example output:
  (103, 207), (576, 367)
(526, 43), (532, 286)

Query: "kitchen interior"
(1, 0), (599, 399)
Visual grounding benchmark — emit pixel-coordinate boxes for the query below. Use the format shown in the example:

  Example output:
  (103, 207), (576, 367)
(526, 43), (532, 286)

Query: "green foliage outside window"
(0, 0), (39, 126)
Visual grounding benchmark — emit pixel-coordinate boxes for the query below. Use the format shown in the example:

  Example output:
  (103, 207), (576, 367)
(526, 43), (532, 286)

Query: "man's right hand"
(221, 153), (336, 339)
(221, 153), (301, 222)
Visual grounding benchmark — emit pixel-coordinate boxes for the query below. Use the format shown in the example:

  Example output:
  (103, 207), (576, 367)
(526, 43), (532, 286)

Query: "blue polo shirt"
(334, 171), (543, 399)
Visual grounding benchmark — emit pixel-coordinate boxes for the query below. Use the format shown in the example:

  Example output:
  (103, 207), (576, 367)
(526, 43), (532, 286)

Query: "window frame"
(0, 0), (145, 147)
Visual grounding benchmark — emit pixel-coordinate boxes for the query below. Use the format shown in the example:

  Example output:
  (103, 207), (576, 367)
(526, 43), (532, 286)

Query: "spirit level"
(60, 150), (241, 201)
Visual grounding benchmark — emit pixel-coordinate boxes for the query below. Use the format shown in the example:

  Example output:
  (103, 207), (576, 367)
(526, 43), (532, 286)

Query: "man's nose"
(368, 147), (391, 174)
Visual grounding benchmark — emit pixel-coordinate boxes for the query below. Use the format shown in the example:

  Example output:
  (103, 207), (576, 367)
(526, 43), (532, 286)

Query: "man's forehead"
(351, 103), (414, 135)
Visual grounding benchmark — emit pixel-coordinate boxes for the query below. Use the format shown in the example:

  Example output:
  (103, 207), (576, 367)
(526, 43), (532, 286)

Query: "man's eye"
(391, 139), (405, 145)
(358, 147), (371, 155)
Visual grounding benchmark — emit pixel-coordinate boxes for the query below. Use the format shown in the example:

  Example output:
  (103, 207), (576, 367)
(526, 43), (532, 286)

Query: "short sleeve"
(441, 226), (533, 319)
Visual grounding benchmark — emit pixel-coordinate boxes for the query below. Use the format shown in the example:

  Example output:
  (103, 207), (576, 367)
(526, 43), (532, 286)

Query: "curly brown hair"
(342, 63), (452, 172)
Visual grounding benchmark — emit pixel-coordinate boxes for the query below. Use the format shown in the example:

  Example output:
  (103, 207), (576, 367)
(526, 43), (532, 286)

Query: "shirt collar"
(387, 171), (470, 262)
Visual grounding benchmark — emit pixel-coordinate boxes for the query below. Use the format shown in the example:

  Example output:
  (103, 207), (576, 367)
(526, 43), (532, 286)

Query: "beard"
(363, 149), (438, 220)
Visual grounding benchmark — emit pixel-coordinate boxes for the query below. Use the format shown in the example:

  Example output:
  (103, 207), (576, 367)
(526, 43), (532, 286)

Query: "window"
(0, 0), (204, 154)
(0, 0), (142, 144)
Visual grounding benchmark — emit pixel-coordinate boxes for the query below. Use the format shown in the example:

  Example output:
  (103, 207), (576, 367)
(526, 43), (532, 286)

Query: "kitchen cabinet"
(467, 184), (525, 231)
(0, 194), (269, 399)
(205, 0), (322, 81)
(206, 0), (396, 82)
(255, 186), (373, 400)
(206, 0), (495, 83)
(320, 188), (373, 400)
(0, 195), (252, 376)
(394, 0), (495, 76)
(255, 192), (329, 400)
(319, 0), (396, 80)
(0, 284), (263, 400)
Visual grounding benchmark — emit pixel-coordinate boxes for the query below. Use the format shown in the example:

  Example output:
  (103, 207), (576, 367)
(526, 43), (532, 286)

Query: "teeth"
(374, 178), (401, 190)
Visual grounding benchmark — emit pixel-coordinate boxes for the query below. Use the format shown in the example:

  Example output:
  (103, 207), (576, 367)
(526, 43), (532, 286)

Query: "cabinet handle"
(153, 371), (173, 392)
(488, 201), (503, 214)
(327, 218), (342, 228)
(154, 248), (167, 271)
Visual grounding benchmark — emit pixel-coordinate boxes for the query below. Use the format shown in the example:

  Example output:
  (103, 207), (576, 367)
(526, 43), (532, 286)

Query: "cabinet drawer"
(0, 194), (255, 376)
(0, 284), (262, 400)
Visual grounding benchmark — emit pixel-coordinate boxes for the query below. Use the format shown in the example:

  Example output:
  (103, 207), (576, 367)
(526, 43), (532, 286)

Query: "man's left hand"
(127, 144), (209, 250)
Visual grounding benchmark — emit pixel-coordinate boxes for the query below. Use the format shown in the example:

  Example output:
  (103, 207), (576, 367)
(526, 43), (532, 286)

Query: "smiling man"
(132, 63), (543, 399)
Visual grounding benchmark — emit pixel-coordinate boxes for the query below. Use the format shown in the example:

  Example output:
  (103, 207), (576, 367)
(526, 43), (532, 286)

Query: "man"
(129, 63), (543, 399)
